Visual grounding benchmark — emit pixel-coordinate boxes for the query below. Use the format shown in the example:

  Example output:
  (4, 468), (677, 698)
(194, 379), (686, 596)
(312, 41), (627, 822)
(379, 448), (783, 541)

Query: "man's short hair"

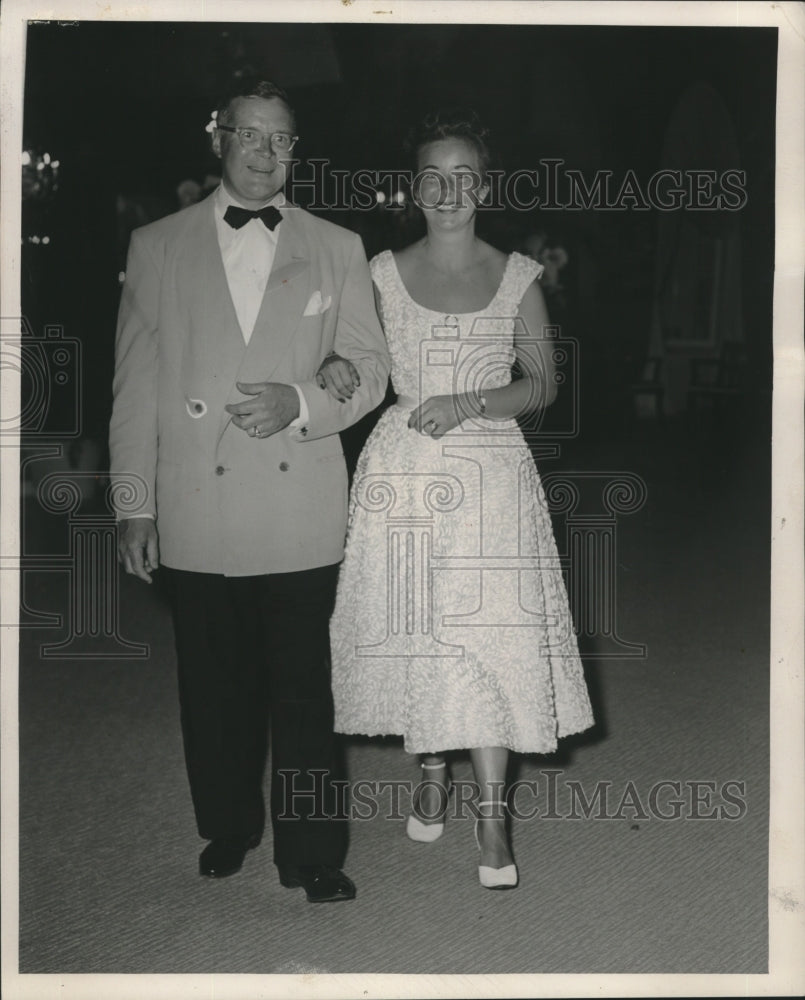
(216, 78), (296, 129)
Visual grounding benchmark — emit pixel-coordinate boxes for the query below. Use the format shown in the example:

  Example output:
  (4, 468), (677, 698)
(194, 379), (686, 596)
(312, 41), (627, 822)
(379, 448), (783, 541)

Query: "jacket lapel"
(180, 200), (248, 442)
(236, 205), (312, 384)
(181, 199), (312, 447)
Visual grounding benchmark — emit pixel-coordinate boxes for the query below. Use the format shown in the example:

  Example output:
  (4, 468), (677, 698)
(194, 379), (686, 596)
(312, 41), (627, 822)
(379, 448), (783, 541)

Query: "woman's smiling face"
(414, 136), (488, 229)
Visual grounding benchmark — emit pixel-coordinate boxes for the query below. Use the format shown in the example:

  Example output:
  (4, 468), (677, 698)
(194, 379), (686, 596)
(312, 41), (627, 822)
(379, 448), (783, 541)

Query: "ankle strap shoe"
(406, 760), (452, 843)
(475, 799), (518, 889)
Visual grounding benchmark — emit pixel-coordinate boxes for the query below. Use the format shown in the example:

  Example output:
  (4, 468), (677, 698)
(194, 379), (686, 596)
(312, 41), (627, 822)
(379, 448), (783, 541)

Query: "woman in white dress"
(320, 111), (593, 889)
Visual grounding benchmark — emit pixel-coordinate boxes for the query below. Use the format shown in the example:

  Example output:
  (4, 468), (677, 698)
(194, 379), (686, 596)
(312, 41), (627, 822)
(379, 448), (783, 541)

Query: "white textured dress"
(330, 250), (593, 754)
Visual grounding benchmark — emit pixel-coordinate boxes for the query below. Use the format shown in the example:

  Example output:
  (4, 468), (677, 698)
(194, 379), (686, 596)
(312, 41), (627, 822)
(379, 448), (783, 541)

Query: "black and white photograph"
(1, 1), (803, 997)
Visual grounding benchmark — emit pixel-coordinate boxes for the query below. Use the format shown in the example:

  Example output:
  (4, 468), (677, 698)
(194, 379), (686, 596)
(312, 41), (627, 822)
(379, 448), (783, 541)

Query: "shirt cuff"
(117, 512), (156, 521)
(288, 383), (309, 430)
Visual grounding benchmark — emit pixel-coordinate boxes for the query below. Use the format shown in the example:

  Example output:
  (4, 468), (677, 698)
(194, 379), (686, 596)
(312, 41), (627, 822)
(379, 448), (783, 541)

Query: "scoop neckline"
(385, 249), (518, 318)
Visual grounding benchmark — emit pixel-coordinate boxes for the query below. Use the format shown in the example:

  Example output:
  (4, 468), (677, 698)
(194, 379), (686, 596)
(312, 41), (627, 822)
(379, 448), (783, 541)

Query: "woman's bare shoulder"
(477, 240), (509, 267)
(474, 241), (509, 284)
(390, 240), (427, 280)
(392, 240), (424, 263)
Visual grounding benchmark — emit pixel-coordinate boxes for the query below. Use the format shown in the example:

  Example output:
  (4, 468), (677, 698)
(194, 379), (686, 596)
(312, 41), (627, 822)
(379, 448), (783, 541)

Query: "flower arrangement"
(205, 110), (218, 134)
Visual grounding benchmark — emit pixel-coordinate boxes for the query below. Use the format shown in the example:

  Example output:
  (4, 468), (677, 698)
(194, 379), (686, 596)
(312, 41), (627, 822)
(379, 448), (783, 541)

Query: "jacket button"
(279, 461), (289, 472)
(215, 465), (225, 476)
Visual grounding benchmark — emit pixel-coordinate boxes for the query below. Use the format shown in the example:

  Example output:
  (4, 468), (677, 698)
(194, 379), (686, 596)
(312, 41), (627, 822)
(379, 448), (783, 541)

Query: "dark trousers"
(163, 563), (346, 868)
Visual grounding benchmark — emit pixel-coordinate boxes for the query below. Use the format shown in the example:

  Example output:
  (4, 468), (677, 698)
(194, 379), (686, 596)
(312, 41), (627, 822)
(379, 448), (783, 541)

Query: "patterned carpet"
(15, 417), (770, 977)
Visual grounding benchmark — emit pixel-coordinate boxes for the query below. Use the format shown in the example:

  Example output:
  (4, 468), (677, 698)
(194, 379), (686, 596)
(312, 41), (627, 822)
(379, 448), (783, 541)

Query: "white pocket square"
(303, 290), (332, 316)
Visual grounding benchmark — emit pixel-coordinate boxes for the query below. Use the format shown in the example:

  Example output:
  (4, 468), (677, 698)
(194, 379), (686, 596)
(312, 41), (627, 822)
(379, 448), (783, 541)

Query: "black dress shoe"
(199, 834), (261, 878)
(277, 864), (356, 902)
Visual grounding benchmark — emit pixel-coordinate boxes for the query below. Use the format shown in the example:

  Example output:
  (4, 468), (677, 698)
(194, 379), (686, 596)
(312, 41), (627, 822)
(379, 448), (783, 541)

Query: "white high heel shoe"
(475, 800), (518, 889)
(406, 760), (452, 843)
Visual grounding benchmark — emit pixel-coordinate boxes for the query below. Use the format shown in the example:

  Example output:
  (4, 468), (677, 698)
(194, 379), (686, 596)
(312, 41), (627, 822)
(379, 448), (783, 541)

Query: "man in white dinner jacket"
(110, 78), (390, 902)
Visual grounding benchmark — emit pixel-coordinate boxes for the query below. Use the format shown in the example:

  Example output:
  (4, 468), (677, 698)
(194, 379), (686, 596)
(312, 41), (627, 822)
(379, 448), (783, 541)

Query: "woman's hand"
(316, 352), (360, 402)
(408, 393), (475, 439)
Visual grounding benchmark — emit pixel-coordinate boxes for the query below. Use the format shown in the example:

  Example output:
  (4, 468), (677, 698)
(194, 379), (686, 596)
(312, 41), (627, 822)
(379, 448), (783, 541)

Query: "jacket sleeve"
(108, 228), (160, 518)
(289, 234), (390, 442)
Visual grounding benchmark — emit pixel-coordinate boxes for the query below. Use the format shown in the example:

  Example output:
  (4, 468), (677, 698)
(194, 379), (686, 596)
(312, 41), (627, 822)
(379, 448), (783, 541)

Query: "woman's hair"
(404, 108), (493, 181)
(216, 78), (295, 129)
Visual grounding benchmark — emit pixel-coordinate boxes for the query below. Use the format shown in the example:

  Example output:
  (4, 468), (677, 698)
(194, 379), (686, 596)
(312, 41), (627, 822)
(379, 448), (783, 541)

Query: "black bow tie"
(224, 204), (282, 231)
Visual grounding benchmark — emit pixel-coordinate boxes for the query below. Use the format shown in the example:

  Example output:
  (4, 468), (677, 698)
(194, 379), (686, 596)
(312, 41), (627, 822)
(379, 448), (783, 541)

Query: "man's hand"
(225, 382), (300, 438)
(316, 352), (360, 402)
(118, 516), (159, 584)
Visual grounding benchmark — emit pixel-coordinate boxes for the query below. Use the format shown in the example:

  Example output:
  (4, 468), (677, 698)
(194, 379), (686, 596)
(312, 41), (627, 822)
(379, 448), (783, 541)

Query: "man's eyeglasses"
(216, 125), (299, 153)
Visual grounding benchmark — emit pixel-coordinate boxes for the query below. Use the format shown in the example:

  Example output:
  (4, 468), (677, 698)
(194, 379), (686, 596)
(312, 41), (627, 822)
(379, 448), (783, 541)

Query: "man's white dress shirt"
(215, 183), (309, 426)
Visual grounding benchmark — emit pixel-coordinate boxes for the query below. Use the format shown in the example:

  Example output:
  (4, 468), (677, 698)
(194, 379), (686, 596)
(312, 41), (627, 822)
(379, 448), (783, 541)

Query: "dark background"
(21, 21), (776, 452)
(16, 23), (778, 973)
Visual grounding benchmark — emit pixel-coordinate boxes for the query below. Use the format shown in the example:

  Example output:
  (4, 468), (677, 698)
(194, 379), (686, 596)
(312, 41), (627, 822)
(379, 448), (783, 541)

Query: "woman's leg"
(470, 746), (514, 869)
(411, 753), (450, 822)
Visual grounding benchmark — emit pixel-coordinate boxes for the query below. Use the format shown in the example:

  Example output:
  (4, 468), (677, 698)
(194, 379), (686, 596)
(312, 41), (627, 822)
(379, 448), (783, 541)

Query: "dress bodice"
(369, 250), (544, 403)
(332, 250), (593, 755)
